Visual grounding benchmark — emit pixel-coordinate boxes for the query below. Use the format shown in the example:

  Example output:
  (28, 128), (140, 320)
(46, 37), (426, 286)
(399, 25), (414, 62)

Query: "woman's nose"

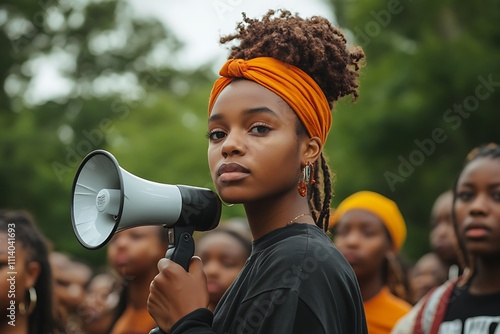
(469, 193), (489, 216)
(221, 131), (245, 158)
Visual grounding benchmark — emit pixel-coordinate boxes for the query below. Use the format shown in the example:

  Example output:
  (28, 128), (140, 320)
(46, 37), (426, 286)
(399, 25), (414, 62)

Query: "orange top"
(208, 57), (331, 144)
(110, 308), (157, 334)
(363, 286), (411, 334)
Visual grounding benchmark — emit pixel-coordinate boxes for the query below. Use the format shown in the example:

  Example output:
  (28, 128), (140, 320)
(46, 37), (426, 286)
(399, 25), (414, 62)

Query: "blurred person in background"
(195, 227), (252, 311)
(429, 190), (461, 280)
(107, 226), (169, 334)
(393, 143), (500, 333)
(408, 252), (448, 305)
(50, 251), (92, 332)
(330, 191), (412, 334)
(217, 217), (252, 244)
(0, 210), (63, 334)
(80, 269), (123, 334)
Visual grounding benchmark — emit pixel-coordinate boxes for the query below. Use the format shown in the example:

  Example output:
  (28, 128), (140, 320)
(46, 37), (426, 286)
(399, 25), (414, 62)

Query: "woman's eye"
(250, 124), (271, 135)
(362, 229), (377, 238)
(207, 130), (226, 141)
(492, 191), (500, 201)
(457, 191), (473, 201)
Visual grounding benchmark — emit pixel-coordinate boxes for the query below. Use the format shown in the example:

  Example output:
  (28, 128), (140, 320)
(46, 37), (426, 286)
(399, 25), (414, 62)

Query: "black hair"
(0, 210), (63, 334)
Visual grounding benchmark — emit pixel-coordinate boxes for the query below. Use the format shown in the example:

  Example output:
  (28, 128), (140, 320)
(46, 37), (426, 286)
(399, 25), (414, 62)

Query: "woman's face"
(207, 80), (305, 204)
(454, 157), (500, 257)
(333, 209), (392, 280)
(107, 226), (167, 278)
(195, 232), (248, 307)
(430, 192), (457, 264)
(0, 232), (39, 315)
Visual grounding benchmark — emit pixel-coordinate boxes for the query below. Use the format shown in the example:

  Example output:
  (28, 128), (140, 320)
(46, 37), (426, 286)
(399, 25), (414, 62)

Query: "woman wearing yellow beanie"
(330, 191), (411, 334)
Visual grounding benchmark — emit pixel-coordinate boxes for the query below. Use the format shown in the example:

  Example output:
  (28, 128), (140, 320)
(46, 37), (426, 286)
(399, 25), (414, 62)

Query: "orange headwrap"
(208, 57), (331, 144)
(329, 191), (407, 252)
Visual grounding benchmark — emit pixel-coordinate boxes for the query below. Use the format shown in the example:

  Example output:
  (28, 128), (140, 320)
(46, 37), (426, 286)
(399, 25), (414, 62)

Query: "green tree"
(0, 0), (219, 264)
(326, 0), (500, 260)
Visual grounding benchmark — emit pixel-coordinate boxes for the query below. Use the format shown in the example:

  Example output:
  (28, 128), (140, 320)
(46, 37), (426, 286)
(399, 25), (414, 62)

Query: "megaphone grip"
(169, 232), (195, 272)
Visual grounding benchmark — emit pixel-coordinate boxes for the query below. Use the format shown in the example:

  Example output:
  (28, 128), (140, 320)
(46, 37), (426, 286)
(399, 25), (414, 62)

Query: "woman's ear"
(302, 136), (322, 163)
(24, 261), (41, 289)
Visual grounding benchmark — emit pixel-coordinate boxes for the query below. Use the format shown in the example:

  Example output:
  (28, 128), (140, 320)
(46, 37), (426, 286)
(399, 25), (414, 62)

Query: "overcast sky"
(28, 0), (334, 104)
(126, 0), (335, 70)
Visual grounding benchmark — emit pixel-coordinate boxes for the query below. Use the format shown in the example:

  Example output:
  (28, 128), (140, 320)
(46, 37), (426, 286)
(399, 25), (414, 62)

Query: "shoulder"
(366, 289), (411, 316)
(383, 291), (412, 314)
(391, 278), (459, 334)
(258, 224), (351, 275)
(249, 224), (356, 289)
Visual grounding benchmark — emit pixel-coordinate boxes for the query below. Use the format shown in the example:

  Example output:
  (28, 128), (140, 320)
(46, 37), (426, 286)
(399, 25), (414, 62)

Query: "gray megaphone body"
(70, 149), (221, 271)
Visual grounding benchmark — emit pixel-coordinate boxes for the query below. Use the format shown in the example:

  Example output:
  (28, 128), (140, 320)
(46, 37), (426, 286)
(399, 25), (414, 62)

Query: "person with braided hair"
(392, 143), (500, 334)
(147, 9), (367, 334)
(329, 191), (412, 334)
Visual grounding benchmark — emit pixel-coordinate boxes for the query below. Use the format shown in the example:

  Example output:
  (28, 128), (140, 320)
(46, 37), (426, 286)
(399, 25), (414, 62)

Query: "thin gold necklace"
(287, 213), (312, 225)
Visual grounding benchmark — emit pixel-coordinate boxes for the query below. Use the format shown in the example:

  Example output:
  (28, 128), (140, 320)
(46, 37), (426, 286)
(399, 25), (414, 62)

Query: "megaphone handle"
(167, 230), (194, 272)
(150, 227), (196, 334)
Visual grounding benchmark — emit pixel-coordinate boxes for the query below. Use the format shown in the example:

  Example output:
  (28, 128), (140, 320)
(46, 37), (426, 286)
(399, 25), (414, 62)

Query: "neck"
(357, 270), (385, 302)
(469, 255), (500, 294)
(244, 192), (315, 240)
(126, 268), (158, 310)
(1, 313), (28, 334)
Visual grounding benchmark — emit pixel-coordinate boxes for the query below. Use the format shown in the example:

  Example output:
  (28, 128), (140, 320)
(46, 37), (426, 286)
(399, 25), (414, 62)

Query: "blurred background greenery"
(1, 0), (499, 266)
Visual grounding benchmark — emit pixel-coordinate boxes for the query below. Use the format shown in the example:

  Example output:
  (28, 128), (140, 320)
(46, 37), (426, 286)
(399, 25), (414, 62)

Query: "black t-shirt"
(440, 284), (500, 333)
(170, 223), (367, 334)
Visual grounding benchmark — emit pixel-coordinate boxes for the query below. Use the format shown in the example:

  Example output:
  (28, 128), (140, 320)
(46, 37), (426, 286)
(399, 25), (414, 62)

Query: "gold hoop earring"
(18, 287), (37, 315)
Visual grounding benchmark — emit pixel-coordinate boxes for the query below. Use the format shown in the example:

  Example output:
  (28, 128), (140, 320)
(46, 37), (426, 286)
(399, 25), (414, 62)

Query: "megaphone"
(70, 149), (221, 271)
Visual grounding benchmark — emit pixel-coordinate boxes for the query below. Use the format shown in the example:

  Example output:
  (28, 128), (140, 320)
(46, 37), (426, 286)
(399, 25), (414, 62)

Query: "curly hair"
(220, 9), (365, 231)
(220, 9), (365, 107)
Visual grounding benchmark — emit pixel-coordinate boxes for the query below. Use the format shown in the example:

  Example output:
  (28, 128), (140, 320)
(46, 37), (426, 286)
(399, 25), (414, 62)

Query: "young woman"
(80, 270), (123, 334)
(195, 228), (251, 311)
(49, 251), (93, 333)
(409, 252), (448, 305)
(0, 210), (63, 334)
(392, 143), (500, 333)
(107, 226), (169, 334)
(330, 191), (412, 334)
(147, 9), (368, 334)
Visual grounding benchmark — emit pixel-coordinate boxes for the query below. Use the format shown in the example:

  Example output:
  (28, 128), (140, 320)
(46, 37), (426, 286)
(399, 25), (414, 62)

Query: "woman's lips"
(464, 228), (489, 239)
(207, 280), (220, 294)
(342, 252), (362, 265)
(112, 254), (129, 266)
(217, 163), (250, 182)
(464, 221), (491, 239)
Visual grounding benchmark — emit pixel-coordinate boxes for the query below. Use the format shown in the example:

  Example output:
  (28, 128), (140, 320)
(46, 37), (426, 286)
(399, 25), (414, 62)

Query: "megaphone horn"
(70, 150), (221, 271)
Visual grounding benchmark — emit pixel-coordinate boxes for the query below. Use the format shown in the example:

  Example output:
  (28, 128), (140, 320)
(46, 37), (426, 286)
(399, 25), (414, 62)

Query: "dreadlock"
(220, 9), (365, 231)
(451, 143), (500, 286)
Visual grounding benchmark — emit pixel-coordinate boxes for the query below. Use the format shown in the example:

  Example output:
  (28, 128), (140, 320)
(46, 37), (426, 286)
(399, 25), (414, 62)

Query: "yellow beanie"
(329, 191), (407, 252)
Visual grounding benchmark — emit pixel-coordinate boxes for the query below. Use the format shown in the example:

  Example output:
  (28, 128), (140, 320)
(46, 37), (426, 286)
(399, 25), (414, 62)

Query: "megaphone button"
(96, 189), (121, 215)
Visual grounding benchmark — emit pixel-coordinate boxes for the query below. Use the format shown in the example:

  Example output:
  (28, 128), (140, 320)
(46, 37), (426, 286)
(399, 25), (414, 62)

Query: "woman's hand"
(148, 256), (209, 332)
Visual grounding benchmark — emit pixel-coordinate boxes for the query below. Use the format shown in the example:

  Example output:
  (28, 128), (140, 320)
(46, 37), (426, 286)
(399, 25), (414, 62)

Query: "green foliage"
(0, 0), (227, 266)
(327, 0), (500, 261)
(2, 0), (498, 268)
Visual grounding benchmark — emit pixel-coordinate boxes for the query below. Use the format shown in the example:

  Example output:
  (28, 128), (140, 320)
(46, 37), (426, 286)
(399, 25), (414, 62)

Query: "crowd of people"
(2, 8), (498, 334)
